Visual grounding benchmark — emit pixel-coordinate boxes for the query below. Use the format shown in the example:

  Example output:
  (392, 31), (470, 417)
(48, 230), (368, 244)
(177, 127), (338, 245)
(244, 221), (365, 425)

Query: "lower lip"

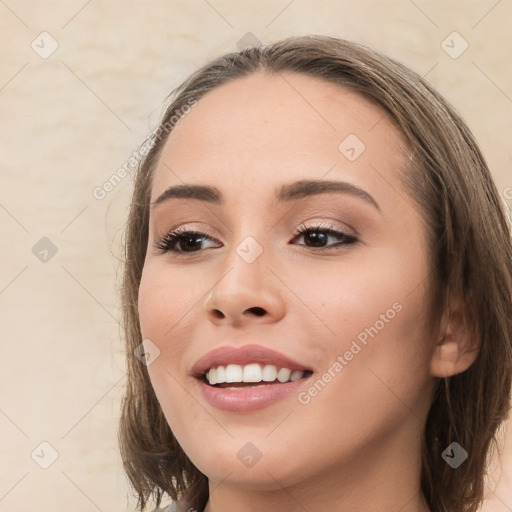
(195, 376), (312, 412)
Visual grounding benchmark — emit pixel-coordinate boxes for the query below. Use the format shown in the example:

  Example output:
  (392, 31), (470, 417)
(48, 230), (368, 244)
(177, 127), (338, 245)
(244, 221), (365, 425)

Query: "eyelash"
(155, 222), (358, 255)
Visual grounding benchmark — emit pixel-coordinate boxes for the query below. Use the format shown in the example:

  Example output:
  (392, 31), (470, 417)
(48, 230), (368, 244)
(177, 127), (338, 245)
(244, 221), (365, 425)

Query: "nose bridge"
(219, 216), (270, 288)
(215, 233), (268, 301)
(203, 231), (285, 325)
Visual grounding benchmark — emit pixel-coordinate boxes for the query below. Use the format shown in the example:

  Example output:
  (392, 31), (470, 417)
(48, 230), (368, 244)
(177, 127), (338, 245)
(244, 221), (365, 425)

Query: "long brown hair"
(119, 35), (512, 512)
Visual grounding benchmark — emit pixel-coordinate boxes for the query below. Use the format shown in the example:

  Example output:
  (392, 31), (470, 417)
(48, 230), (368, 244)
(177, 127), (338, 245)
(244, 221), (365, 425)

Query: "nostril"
(247, 307), (266, 316)
(210, 307), (266, 320)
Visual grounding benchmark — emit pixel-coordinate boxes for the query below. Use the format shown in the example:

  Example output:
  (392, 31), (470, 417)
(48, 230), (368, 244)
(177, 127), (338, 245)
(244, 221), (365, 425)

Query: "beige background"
(1, 1), (511, 511)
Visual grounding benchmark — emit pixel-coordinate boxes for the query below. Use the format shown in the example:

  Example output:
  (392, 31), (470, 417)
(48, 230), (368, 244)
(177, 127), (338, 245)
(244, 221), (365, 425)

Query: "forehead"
(151, 71), (409, 202)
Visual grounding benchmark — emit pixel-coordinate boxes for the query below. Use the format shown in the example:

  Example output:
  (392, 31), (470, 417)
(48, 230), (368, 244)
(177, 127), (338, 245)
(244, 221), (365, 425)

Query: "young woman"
(118, 35), (512, 512)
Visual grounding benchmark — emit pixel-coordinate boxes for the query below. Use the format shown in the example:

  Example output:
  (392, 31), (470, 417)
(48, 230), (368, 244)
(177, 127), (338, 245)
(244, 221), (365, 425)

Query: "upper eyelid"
(164, 220), (350, 237)
(294, 219), (355, 235)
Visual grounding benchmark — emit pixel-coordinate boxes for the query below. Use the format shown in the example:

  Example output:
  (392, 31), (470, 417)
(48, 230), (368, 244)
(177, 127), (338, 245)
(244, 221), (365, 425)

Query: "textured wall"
(1, 1), (511, 511)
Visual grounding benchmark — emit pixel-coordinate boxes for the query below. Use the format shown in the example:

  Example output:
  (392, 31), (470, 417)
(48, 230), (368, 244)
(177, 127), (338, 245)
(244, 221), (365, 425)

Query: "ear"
(430, 301), (480, 378)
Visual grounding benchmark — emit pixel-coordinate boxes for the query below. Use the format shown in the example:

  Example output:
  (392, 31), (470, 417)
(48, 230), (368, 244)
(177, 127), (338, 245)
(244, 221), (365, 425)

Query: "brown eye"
(156, 230), (221, 254)
(292, 224), (358, 250)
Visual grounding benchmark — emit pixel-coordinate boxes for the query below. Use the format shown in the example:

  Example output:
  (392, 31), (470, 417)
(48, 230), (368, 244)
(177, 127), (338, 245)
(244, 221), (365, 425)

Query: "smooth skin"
(138, 71), (479, 512)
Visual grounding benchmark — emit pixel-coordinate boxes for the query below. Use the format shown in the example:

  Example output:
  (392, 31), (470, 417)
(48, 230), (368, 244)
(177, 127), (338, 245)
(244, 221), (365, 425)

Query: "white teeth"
(243, 363), (263, 382)
(290, 370), (304, 381)
(276, 368), (292, 383)
(262, 365), (277, 381)
(205, 364), (305, 386)
(225, 364), (243, 383)
(216, 365), (226, 383)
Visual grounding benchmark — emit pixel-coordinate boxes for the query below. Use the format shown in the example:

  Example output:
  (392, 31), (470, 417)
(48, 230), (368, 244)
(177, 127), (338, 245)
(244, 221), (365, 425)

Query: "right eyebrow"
(150, 184), (222, 209)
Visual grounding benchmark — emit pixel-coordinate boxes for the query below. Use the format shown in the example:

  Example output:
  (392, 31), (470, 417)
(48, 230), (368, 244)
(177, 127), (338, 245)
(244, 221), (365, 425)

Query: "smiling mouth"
(203, 363), (313, 388)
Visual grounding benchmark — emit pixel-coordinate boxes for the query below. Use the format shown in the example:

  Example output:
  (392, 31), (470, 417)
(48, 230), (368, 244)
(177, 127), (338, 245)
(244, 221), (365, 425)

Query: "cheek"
(296, 278), (433, 458)
(293, 245), (433, 377)
(289, 249), (415, 335)
(137, 264), (196, 409)
(137, 267), (197, 423)
(137, 262), (203, 355)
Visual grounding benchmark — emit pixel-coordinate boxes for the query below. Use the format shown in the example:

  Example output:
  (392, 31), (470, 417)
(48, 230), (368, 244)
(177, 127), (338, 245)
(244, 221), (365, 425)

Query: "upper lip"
(191, 344), (312, 378)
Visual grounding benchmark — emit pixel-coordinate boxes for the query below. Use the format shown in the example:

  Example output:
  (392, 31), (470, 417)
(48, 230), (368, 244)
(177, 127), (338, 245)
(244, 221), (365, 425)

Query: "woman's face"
(138, 72), (437, 489)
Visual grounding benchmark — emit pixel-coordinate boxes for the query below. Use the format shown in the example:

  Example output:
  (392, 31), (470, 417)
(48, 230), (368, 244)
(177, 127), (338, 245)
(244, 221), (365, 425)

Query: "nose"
(203, 248), (286, 327)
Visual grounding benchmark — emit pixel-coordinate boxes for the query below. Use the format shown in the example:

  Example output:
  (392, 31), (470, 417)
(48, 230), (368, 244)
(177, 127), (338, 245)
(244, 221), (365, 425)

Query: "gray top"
(155, 503), (205, 512)
(153, 504), (178, 512)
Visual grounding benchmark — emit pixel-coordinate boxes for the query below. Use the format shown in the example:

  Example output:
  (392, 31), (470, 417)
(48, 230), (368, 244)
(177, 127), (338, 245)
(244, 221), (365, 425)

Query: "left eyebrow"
(274, 179), (381, 213)
(150, 179), (381, 213)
